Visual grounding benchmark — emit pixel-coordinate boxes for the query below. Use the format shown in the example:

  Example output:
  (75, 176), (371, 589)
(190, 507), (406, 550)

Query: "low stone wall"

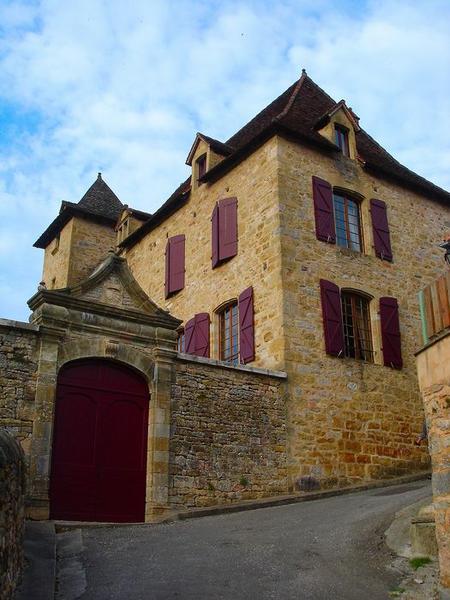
(0, 319), (39, 457)
(422, 382), (450, 591)
(0, 430), (26, 600)
(170, 356), (288, 508)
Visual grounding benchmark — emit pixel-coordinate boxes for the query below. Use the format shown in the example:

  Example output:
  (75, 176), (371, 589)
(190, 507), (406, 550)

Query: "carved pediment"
(28, 253), (181, 330)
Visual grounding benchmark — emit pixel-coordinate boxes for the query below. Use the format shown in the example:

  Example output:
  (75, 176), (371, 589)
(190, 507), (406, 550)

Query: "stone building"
(1, 71), (450, 522)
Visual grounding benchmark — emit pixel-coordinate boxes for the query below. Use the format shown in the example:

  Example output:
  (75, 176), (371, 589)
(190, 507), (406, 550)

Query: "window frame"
(341, 290), (374, 362)
(332, 192), (364, 253)
(196, 153), (207, 183)
(334, 124), (350, 157)
(217, 301), (239, 365)
(177, 329), (185, 353)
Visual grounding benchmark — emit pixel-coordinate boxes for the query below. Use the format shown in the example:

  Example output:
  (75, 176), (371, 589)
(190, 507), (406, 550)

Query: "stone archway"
(50, 358), (150, 522)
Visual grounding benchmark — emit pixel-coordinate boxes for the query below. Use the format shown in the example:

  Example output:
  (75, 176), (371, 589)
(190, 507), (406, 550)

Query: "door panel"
(50, 359), (149, 522)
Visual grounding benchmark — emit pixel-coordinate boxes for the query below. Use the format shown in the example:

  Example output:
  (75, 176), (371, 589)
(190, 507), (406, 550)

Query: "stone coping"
(176, 352), (287, 379)
(415, 327), (450, 356)
(0, 317), (38, 332)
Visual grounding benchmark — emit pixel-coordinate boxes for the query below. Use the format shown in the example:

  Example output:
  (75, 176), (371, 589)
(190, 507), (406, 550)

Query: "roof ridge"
(274, 69), (308, 122)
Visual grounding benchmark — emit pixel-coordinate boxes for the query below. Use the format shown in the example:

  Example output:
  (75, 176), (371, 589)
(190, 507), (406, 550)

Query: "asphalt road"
(59, 480), (431, 600)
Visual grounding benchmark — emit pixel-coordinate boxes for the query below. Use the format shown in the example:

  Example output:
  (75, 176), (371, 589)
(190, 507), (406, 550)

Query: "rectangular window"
(335, 125), (349, 156)
(333, 194), (362, 252)
(177, 330), (185, 353)
(341, 292), (373, 362)
(196, 154), (207, 183)
(219, 303), (239, 365)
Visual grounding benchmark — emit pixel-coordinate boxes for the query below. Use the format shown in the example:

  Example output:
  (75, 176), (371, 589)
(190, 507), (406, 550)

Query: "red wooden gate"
(50, 359), (149, 522)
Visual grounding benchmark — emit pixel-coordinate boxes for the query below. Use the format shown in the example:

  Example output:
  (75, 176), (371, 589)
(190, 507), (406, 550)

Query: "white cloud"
(0, 0), (449, 320)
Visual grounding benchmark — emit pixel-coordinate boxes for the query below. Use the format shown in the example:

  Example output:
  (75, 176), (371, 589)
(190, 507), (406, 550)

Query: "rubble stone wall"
(0, 430), (26, 600)
(170, 355), (288, 508)
(0, 319), (38, 459)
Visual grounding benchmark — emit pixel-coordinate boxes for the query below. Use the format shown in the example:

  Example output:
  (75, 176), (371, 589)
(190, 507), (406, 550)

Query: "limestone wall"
(0, 319), (39, 458)
(0, 430), (26, 600)
(125, 137), (285, 370)
(417, 332), (450, 591)
(170, 356), (288, 508)
(277, 137), (450, 488)
(42, 216), (116, 289)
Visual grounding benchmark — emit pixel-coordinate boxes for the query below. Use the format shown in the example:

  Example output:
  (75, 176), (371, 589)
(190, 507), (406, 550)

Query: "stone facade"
(125, 137), (285, 370)
(277, 135), (447, 487)
(417, 332), (450, 593)
(170, 356), (287, 508)
(0, 430), (25, 600)
(42, 216), (116, 289)
(122, 131), (449, 490)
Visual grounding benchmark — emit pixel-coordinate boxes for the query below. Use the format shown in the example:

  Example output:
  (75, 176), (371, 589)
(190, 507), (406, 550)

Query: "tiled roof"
(34, 174), (123, 249)
(78, 173), (123, 220)
(122, 72), (450, 249)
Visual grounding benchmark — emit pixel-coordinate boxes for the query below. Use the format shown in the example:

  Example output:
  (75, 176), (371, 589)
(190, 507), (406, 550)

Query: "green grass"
(388, 587), (405, 598)
(239, 475), (249, 487)
(409, 556), (432, 570)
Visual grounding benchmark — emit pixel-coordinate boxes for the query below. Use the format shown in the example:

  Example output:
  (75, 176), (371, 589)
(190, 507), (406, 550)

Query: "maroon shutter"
(239, 286), (255, 364)
(168, 235), (185, 295)
(320, 279), (344, 356)
(380, 297), (402, 369)
(164, 239), (170, 299)
(370, 199), (393, 261)
(194, 313), (210, 358)
(218, 197), (238, 261)
(211, 204), (219, 268)
(312, 176), (335, 243)
(184, 318), (195, 354)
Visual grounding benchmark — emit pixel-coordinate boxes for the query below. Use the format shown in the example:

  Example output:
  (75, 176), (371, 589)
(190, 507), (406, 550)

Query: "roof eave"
(119, 189), (190, 250)
(363, 162), (450, 205)
(33, 205), (117, 249)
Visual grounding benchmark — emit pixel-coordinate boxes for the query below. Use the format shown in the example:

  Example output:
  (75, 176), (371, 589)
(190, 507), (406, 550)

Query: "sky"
(1, 0), (449, 321)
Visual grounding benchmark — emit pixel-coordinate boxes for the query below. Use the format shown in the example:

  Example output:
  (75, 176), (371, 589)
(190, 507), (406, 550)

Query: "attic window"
(196, 154), (207, 183)
(335, 125), (350, 157)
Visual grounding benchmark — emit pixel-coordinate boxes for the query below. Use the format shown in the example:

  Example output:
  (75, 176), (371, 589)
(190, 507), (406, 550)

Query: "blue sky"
(1, 0), (449, 321)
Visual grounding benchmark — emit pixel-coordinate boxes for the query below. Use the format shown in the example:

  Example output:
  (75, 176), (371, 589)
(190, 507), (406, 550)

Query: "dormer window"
(196, 154), (207, 184)
(335, 125), (350, 156)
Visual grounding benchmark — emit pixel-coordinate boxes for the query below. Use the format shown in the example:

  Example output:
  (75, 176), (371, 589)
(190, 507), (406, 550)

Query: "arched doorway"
(49, 359), (150, 522)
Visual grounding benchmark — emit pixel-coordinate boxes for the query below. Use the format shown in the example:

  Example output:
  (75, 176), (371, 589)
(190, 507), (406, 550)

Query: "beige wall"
(42, 216), (116, 289)
(125, 137), (286, 370)
(42, 219), (73, 289)
(277, 136), (450, 487)
(416, 332), (450, 591)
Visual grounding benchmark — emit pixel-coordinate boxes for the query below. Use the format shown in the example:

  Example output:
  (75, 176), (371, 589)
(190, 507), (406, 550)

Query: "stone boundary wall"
(170, 355), (288, 508)
(417, 331), (450, 593)
(0, 430), (26, 600)
(0, 319), (39, 457)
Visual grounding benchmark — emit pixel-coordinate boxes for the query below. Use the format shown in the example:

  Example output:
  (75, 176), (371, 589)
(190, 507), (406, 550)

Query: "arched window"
(333, 193), (363, 252)
(218, 302), (239, 365)
(341, 291), (373, 361)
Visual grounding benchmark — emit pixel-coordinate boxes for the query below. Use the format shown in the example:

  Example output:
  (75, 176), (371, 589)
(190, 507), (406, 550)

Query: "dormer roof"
(314, 99), (361, 132)
(34, 174), (124, 249)
(185, 133), (234, 166)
